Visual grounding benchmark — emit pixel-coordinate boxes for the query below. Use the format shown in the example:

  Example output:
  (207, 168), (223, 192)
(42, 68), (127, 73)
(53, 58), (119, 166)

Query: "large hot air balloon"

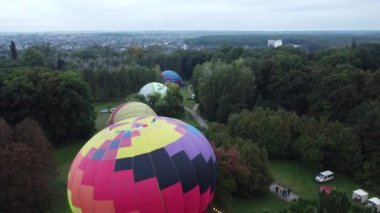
(107, 102), (156, 126)
(67, 116), (216, 213)
(161, 70), (184, 87)
(139, 82), (168, 99)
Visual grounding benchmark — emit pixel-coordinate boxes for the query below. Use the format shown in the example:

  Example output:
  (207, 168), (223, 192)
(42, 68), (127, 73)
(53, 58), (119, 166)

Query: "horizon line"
(1, 29), (380, 34)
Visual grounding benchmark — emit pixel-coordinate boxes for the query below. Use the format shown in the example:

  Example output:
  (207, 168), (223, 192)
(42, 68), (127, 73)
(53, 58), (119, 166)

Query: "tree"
(350, 203), (376, 213)
(308, 64), (366, 122)
(206, 123), (272, 201)
(0, 119), (57, 212)
(226, 108), (361, 174)
(163, 83), (184, 117)
(295, 117), (361, 174)
(352, 38), (357, 49)
(319, 191), (351, 213)
(0, 69), (96, 144)
(0, 119), (13, 144)
(22, 47), (46, 67)
(282, 191), (354, 213)
(228, 108), (301, 158)
(361, 154), (380, 193)
(147, 92), (161, 109)
(9, 41), (17, 60)
(348, 101), (380, 154)
(213, 145), (241, 205)
(193, 59), (256, 122)
(57, 57), (65, 71)
(282, 198), (318, 213)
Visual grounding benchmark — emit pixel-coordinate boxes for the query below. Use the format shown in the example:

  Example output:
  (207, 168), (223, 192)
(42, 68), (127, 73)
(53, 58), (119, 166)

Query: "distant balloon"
(139, 82), (168, 99)
(67, 116), (216, 213)
(107, 102), (157, 126)
(162, 70), (184, 87)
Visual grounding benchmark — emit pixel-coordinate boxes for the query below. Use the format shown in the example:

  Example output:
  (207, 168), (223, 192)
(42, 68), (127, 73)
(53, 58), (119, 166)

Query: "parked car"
(315, 170), (334, 183)
(100, 109), (109, 113)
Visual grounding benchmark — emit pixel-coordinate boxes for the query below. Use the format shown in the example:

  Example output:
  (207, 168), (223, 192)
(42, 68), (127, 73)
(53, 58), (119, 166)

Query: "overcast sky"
(0, 0), (379, 32)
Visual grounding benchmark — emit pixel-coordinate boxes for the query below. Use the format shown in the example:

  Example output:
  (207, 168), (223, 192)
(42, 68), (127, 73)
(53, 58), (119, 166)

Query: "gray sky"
(0, 0), (379, 32)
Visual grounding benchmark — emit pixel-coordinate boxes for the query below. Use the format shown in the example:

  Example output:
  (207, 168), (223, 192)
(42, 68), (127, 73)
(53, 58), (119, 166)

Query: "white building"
(268, 39), (283, 48)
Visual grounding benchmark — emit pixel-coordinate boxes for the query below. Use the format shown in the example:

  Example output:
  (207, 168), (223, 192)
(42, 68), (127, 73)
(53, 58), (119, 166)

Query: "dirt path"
(185, 84), (208, 129)
(269, 182), (300, 203)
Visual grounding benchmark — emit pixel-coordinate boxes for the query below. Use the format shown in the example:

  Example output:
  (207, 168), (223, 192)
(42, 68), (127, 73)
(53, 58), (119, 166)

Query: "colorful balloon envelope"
(107, 102), (157, 126)
(138, 82), (168, 99)
(67, 116), (216, 213)
(161, 70), (184, 87)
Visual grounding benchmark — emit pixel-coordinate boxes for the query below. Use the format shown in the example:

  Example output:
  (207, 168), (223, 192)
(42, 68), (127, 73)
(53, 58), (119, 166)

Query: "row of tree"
(227, 108), (361, 176)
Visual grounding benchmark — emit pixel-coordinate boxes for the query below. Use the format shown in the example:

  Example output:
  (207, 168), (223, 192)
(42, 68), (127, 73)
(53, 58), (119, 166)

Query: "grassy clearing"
(269, 160), (378, 200)
(53, 142), (84, 213)
(94, 101), (124, 131)
(225, 160), (380, 213)
(180, 84), (196, 109)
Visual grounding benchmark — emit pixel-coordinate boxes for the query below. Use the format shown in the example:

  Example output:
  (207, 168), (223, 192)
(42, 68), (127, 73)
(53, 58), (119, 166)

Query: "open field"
(94, 100), (124, 131)
(180, 83), (196, 109)
(53, 142), (84, 213)
(269, 160), (379, 200)
(223, 160), (380, 213)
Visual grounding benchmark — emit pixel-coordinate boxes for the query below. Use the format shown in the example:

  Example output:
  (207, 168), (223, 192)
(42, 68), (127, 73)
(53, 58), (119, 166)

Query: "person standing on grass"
(275, 186), (279, 194)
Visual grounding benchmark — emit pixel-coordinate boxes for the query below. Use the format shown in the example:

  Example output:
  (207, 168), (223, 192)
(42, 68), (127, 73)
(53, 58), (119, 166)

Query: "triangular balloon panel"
(67, 116), (216, 213)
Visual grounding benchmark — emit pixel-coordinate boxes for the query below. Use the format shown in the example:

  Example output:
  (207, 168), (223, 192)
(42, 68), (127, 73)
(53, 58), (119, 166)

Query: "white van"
(315, 170), (334, 183)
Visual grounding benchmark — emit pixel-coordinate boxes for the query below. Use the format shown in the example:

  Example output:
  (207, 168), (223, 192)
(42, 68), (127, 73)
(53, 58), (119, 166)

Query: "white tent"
(368, 197), (380, 212)
(352, 189), (368, 203)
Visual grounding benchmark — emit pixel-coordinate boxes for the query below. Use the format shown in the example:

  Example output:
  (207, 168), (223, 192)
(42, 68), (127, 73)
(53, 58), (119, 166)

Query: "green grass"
(227, 193), (288, 213)
(94, 100), (124, 112)
(180, 84), (196, 109)
(269, 160), (378, 200)
(225, 160), (380, 213)
(94, 101), (124, 131)
(53, 142), (84, 213)
(95, 113), (110, 131)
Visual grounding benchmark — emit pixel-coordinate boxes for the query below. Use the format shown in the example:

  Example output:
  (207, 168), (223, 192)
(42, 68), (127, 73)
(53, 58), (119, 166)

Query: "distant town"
(1, 31), (380, 55)
(0, 32), (199, 52)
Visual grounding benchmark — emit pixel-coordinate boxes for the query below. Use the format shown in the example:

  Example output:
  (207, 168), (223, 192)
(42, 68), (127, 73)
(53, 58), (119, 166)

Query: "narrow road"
(185, 104), (208, 129)
(184, 84), (208, 129)
(187, 84), (194, 96)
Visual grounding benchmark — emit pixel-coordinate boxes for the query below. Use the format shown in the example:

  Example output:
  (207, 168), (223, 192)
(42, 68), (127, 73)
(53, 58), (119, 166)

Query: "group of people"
(275, 186), (291, 197)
